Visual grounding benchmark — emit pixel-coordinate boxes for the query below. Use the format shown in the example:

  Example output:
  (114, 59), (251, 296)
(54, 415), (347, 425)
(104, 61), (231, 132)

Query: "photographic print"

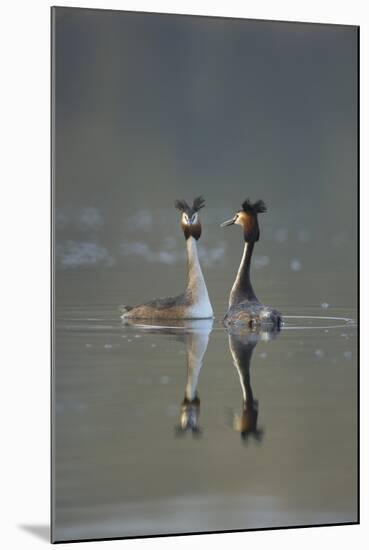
(51, 7), (358, 543)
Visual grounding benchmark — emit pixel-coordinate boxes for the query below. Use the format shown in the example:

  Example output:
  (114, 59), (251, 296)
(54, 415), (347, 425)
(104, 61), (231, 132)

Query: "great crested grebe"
(221, 199), (282, 328)
(121, 196), (213, 320)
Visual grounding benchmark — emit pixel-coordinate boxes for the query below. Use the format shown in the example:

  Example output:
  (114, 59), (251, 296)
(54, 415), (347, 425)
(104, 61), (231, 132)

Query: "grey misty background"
(54, 8), (358, 314)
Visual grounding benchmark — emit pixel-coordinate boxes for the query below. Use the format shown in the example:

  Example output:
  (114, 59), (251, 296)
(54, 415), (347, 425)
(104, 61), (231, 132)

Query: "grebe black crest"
(221, 199), (282, 329)
(121, 197), (213, 320)
(175, 195), (205, 241)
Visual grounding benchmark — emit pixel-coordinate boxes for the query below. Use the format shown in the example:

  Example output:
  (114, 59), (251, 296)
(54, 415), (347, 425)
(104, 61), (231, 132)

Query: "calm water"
(52, 8), (358, 541)
(53, 298), (357, 541)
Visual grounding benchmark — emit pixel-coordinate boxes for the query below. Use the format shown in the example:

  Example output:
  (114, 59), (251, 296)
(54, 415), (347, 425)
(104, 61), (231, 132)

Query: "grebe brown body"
(121, 197), (213, 320)
(221, 199), (282, 329)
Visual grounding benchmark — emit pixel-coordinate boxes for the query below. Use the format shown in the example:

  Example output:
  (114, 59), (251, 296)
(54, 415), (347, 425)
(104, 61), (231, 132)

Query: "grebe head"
(221, 199), (267, 242)
(175, 195), (205, 240)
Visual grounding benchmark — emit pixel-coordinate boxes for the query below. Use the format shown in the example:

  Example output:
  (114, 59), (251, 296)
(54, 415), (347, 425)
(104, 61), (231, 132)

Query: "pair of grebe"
(121, 196), (282, 328)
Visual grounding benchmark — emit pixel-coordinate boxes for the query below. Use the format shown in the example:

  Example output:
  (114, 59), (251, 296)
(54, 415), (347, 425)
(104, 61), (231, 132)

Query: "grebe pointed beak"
(220, 217), (236, 227)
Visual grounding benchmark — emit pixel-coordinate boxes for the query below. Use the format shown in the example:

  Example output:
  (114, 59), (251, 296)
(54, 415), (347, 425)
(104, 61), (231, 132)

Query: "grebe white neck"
(186, 237), (213, 319)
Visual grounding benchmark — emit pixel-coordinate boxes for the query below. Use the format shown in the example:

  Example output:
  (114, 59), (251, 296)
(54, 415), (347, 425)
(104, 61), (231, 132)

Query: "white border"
(1, 1), (366, 549)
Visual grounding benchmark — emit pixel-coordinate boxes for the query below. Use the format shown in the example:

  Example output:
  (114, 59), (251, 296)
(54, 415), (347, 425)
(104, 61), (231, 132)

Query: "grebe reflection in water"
(173, 320), (212, 436)
(226, 326), (280, 443)
(123, 318), (212, 436)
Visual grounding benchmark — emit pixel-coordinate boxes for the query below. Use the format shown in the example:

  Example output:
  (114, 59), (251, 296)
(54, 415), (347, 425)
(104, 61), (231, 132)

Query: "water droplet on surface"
(259, 352), (268, 359)
(321, 302), (329, 309)
(315, 349), (324, 358)
(104, 344), (113, 349)
(151, 343), (157, 348)
(343, 351), (352, 360)
(290, 259), (302, 271)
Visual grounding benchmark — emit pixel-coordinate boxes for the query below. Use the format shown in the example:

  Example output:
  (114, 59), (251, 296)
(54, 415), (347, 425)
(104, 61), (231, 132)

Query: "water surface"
(53, 302), (357, 541)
